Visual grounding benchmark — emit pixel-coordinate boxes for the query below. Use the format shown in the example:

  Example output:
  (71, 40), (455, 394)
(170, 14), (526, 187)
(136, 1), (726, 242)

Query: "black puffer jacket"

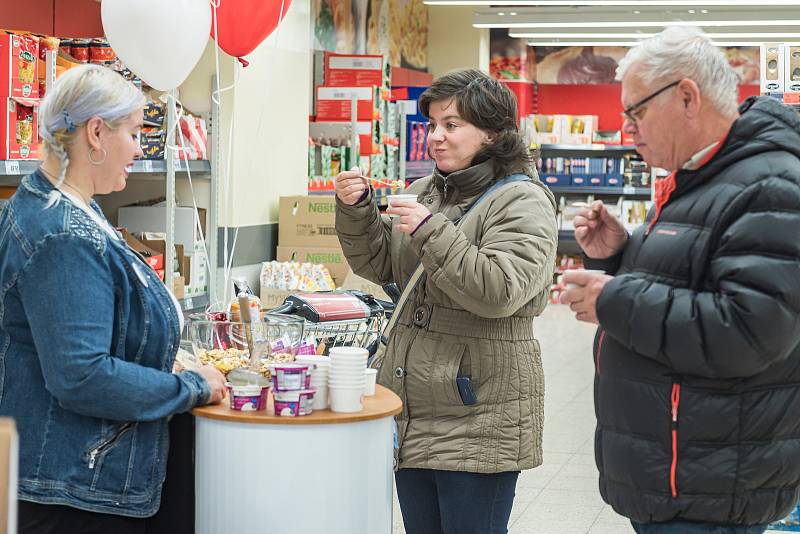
(586, 97), (800, 525)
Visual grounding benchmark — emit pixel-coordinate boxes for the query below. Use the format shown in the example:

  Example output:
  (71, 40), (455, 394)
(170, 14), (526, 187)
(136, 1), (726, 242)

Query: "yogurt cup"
(270, 363), (312, 391)
(273, 388), (316, 416)
(387, 194), (418, 217)
(563, 269), (607, 290)
(227, 383), (269, 412)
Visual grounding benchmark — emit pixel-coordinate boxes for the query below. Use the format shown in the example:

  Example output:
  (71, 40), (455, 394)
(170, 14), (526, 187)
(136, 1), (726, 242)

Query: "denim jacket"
(0, 171), (211, 518)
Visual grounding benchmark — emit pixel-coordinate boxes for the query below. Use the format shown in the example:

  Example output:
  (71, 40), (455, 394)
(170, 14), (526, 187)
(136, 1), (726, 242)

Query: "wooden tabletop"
(192, 384), (402, 425)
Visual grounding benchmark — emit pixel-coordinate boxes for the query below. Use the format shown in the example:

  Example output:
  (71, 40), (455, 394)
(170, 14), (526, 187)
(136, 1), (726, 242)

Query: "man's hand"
(387, 200), (432, 235)
(560, 270), (614, 324)
(335, 166), (369, 206)
(574, 200), (628, 259)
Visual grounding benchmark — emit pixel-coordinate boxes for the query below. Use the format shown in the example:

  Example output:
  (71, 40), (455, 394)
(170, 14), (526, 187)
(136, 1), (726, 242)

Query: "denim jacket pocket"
(84, 422), (135, 471)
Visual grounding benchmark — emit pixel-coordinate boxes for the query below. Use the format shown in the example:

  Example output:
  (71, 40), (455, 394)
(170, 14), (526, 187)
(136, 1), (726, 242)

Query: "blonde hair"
(39, 64), (144, 206)
(616, 26), (740, 116)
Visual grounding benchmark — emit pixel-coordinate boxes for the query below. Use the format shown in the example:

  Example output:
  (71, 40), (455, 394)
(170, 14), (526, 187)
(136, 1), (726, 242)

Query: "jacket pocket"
(442, 343), (469, 406)
(669, 381), (681, 498)
(85, 422), (134, 470)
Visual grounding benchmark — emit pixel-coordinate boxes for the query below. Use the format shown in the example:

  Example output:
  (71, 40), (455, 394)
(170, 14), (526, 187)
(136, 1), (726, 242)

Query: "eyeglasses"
(621, 80), (681, 127)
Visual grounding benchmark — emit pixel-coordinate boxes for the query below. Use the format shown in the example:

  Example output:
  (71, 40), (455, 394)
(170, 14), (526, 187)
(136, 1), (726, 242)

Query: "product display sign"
(489, 29), (760, 85)
(311, 0), (427, 70)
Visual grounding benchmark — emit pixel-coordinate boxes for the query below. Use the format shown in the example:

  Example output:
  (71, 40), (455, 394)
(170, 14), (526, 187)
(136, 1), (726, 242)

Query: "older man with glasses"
(561, 26), (800, 534)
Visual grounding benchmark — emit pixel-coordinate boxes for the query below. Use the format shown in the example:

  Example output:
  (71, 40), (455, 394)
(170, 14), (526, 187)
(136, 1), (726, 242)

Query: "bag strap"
(374, 173), (531, 362)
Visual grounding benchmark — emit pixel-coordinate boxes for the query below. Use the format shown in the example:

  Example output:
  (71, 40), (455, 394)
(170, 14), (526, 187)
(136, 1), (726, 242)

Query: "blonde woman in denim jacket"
(0, 65), (226, 534)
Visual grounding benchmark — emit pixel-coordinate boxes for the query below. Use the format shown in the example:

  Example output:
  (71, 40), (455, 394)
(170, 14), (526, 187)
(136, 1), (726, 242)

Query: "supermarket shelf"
(179, 293), (208, 312)
(0, 159), (211, 177)
(547, 186), (651, 198)
(538, 144), (637, 152)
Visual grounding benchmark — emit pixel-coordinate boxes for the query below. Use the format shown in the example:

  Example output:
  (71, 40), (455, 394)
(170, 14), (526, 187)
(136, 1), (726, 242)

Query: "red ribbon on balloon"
(211, 0), (293, 66)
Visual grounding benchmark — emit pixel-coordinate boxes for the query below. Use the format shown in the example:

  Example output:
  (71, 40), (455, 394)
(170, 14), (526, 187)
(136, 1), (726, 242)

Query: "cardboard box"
(278, 196), (340, 247)
(0, 418), (18, 534)
(0, 97), (38, 160)
(118, 205), (206, 250)
(339, 270), (389, 301)
(118, 228), (164, 272)
(277, 245), (350, 286)
(260, 287), (292, 310)
(171, 274), (185, 299)
(141, 239), (185, 279)
(0, 33), (39, 98)
(324, 53), (384, 87)
(185, 241), (208, 296)
(316, 86), (377, 121)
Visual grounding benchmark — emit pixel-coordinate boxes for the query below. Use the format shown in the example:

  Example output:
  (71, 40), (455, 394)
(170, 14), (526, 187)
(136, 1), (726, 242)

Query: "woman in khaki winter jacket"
(334, 69), (558, 534)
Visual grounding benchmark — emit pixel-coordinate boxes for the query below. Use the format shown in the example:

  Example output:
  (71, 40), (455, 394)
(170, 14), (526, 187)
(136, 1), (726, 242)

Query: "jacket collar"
(671, 96), (800, 199)
(22, 168), (56, 199)
(432, 159), (497, 200)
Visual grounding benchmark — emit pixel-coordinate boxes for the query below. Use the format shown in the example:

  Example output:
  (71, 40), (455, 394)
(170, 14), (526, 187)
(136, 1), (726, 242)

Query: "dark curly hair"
(418, 68), (532, 179)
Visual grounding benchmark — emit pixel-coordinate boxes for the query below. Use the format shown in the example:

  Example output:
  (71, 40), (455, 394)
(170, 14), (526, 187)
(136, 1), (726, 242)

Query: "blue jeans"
(631, 520), (768, 534)
(395, 468), (520, 534)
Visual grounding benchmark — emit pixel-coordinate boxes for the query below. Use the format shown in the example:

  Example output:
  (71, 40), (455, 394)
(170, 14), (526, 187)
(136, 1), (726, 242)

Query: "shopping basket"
(268, 289), (396, 358)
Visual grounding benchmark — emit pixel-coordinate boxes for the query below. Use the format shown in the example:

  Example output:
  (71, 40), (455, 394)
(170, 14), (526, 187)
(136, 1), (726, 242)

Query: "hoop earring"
(88, 147), (107, 165)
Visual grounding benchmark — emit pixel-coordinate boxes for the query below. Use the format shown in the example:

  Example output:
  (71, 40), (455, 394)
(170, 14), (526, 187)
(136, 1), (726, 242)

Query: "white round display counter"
(193, 385), (402, 534)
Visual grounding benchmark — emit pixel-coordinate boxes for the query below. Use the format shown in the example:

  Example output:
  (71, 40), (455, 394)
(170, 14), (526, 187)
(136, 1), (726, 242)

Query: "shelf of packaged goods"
(0, 159), (211, 177)
(547, 186), (652, 198)
(537, 144), (638, 152)
(179, 293), (208, 312)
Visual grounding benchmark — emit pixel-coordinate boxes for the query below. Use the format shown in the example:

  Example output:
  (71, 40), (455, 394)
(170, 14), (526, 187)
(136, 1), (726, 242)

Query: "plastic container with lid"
(227, 383), (270, 412)
(270, 363), (312, 391)
(273, 388), (316, 416)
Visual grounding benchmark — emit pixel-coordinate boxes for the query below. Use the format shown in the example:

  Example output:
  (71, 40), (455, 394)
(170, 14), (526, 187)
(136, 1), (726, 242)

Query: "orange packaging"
(0, 97), (39, 160)
(323, 53), (384, 87)
(315, 86), (377, 121)
(0, 33), (39, 98)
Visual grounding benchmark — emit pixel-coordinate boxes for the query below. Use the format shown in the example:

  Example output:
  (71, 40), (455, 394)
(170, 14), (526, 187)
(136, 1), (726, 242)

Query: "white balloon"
(102, 0), (211, 91)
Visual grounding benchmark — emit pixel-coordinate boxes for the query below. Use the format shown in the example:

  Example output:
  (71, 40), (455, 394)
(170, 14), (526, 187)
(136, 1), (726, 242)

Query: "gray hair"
(616, 26), (740, 116)
(40, 64), (144, 207)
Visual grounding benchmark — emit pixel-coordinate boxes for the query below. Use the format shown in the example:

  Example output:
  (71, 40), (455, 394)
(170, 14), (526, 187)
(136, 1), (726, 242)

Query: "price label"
(175, 160), (183, 171)
(182, 297), (193, 311)
(623, 186), (636, 195)
(5, 161), (20, 174)
(142, 160), (153, 172)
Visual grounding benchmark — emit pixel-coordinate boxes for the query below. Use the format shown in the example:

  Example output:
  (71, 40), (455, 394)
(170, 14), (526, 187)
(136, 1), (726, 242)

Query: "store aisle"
(391, 304), (784, 534)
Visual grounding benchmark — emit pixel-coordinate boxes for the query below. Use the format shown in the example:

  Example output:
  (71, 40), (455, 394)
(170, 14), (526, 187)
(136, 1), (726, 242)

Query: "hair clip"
(63, 109), (76, 132)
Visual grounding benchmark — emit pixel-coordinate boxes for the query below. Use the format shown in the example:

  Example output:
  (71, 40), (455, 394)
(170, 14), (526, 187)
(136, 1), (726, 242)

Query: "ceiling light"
(427, 0), (800, 5)
(510, 31), (800, 38)
(688, 9), (696, 13)
(510, 11), (517, 15)
(477, 20), (800, 29)
(702, 9), (710, 13)
(526, 40), (765, 46)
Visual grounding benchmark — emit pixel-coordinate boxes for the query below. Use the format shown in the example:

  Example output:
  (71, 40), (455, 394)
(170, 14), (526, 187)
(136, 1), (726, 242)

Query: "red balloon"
(211, 0), (293, 62)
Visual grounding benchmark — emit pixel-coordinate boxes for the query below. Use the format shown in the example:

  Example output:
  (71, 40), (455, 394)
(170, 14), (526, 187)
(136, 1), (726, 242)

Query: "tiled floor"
(391, 304), (787, 534)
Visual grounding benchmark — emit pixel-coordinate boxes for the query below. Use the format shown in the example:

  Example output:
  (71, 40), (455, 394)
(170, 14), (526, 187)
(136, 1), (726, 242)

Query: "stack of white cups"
(295, 355), (331, 410)
(328, 347), (368, 413)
